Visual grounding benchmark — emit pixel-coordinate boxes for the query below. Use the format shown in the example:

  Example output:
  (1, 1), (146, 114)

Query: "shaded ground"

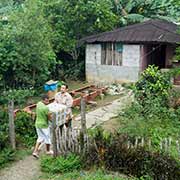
(0, 156), (41, 180)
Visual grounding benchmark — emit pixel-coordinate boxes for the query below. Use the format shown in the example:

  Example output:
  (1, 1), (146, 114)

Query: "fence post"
(8, 100), (16, 150)
(52, 113), (58, 157)
(80, 96), (87, 152)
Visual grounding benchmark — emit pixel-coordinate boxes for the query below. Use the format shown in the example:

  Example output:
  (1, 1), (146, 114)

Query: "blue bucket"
(44, 83), (58, 91)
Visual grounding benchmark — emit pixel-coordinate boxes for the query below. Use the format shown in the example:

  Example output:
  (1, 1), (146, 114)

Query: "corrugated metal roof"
(81, 20), (180, 44)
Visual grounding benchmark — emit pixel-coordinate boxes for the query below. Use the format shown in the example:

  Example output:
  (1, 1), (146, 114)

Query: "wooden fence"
(8, 100), (16, 150)
(52, 97), (89, 157)
(7, 98), (180, 157)
(126, 136), (180, 156)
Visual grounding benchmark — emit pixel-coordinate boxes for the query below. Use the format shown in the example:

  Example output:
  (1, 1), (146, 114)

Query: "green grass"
(38, 169), (135, 180)
(72, 93), (123, 117)
(65, 80), (90, 91)
(14, 148), (32, 160)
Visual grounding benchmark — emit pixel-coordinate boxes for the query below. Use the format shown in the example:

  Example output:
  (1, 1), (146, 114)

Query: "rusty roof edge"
(81, 20), (179, 42)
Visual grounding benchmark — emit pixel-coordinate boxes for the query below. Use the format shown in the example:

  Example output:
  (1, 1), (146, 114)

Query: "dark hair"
(41, 94), (49, 100)
(62, 84), (68, 89)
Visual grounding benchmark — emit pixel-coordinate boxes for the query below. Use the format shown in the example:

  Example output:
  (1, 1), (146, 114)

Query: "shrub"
(0, 107), (9, 150)
(0, 89), (35, 107)
(134, 65), (172, 107)
(84, 127), (180, 180)
(0, 148), (15, 169)
(15, 111), (36, 147)
(40, 153), (82, 173)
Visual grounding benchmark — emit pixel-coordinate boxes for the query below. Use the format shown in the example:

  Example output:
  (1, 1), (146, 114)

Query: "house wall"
(86, 44), (141, 83)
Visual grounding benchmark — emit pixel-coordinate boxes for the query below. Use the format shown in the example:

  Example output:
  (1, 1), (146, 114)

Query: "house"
(82, 19), (180, 83)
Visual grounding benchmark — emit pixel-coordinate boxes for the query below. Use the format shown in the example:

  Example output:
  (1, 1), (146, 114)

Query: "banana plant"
(112, 0), (180, 26)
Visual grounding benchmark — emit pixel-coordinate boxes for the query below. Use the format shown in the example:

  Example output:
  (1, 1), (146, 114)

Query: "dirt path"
(73, 93), (133, 129)
(0, 156), (41, 180)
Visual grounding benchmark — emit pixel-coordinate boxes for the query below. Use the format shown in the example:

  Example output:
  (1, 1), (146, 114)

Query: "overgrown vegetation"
(0, 109), (36, 169)
(117, 66), (180, 158)
(0, 108), (15, 168)
(0, 89), (35, 106)
(15, 112), (36, 147)
(41, 153), (82, 174)
(0, 0), (180, 88)
(84, 127), (180, 180)
(0, 0), (180, 177)
(39, 169), (135, 180)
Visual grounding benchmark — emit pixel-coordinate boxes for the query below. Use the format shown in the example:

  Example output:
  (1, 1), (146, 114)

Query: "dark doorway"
(147, 44), (166, 69)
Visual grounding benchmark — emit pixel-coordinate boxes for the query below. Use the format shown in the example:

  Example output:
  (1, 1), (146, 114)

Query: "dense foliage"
(84, 127), (180, 180)
(0, 0), (180, 87)
(0, 108), (9, 150)
(0, 89), (35, 106)
(41, 153), (82, 174)
(15, 111), (36, 147)
(0, 0), (56, 89)
(118, 66), (180, 158)
(112, 0), (180, 25)
(134, 65), (172, 107)
(0, 110), (36, 168)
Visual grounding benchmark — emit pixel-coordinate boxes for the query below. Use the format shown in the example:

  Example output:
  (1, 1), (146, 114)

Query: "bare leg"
(46, 144), (53, 155)
(33, 141), (42, 154)
(46, 144), (50, 152)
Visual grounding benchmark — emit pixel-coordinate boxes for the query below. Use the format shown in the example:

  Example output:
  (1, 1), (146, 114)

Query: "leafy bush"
(134, 65), (172, 107)
(0, 107), (9, 150)
(40, 153), (82, 173)
(119, 65), (180, 156)
(15, 111), (36, 147)
(0, 0), (56, 89)
(0, 109), (36, 168)
(0, 148), (15, 169)
(0, 89), (35, 107)
(0, 107), (16, 169)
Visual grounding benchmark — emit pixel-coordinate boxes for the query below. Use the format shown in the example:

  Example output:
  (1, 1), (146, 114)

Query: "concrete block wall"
(122, 45), (140, 67)
(86, 44), (101, 65)
(86, 44), (141, 83)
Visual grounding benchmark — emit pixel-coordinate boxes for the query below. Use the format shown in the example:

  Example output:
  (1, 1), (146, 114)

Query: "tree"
(0, 0), (56, 88)
(43, 0), (118, 61)
(112, 0), (180, 26)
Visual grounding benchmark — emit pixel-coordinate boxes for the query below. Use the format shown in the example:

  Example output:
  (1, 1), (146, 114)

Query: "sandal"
(32, 152), (39, 159)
